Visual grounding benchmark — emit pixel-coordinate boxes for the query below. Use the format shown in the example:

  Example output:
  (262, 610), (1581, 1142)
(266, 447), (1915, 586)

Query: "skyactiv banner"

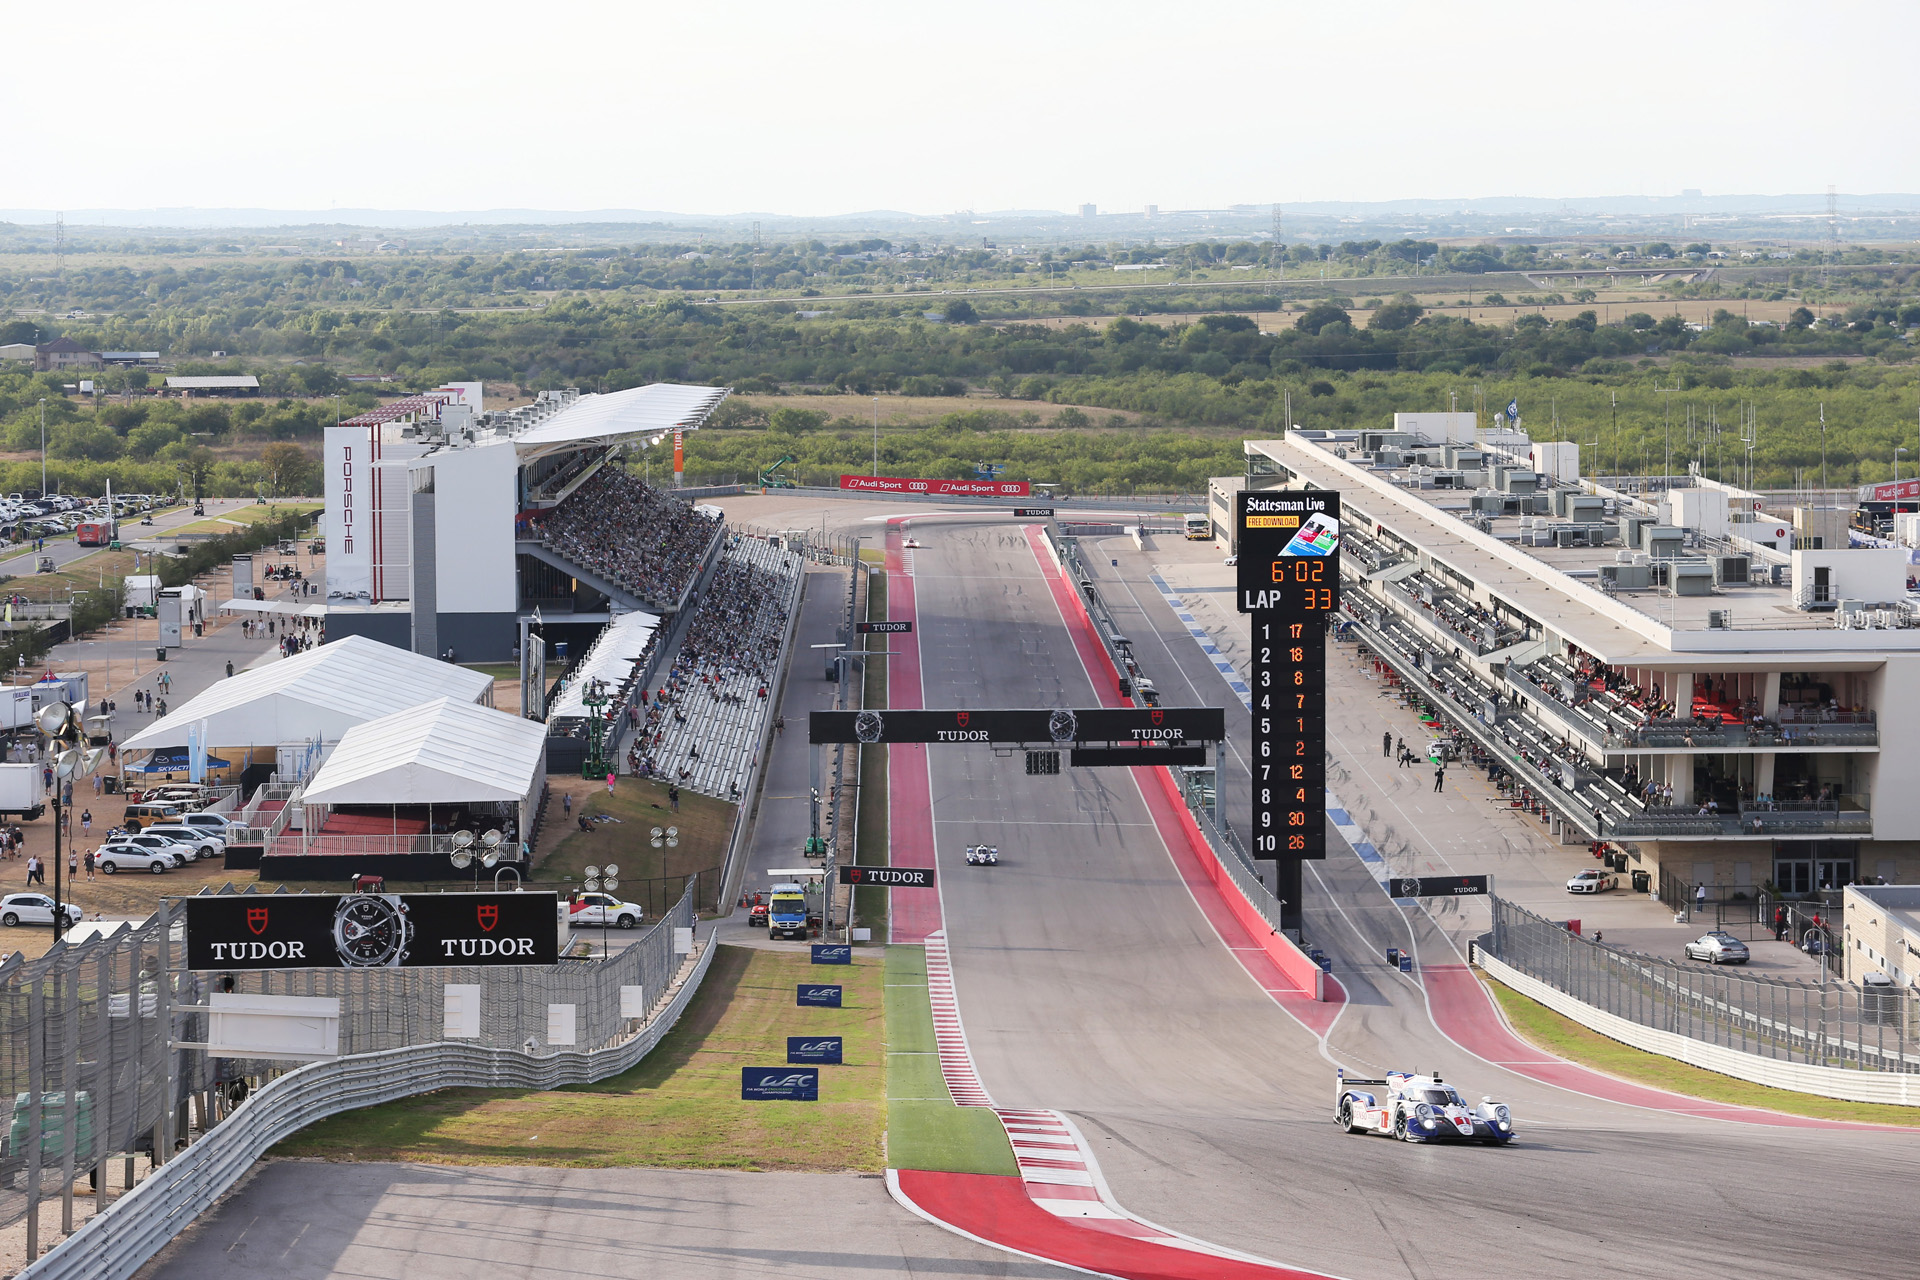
(839, 473), (1030, 497)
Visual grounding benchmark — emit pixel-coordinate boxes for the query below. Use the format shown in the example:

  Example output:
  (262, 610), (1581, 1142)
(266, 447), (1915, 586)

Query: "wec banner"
(839, 473), (1030, 498)
(184, 892), (561, 970)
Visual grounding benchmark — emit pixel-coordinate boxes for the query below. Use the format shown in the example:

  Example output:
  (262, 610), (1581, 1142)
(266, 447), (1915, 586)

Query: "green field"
(272, 944), (887, 1169)
(1483, 973), (1920, 1128)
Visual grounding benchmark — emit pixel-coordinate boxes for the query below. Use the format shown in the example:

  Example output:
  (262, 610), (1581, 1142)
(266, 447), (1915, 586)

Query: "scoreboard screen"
(1236, 491), (1340, 877)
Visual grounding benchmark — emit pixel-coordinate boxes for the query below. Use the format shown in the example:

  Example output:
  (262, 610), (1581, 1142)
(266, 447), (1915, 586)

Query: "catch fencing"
(3, 884), (702, 1272)
(1484, 895), (1919, 1079)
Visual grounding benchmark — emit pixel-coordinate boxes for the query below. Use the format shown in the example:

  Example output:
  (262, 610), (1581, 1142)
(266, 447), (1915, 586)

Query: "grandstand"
(322, 382), (729, 661)
(624, 533), (804, 799)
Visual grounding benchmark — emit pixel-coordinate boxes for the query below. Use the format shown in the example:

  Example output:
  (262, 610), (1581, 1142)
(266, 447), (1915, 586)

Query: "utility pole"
(39, 398), (47, 499)
(1819, 403), (1828, 496)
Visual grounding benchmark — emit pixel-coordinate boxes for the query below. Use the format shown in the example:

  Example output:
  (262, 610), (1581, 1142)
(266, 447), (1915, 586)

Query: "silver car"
(0, 894), (83, 929)
(1684, 932), (1750, 965)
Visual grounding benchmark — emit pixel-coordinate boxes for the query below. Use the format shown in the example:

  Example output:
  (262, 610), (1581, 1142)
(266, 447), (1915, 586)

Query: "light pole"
(35, 700), (105, 943)
(872, 396), (879, 475)
(1897, 447), (1909, 489)
(583, 863), (619, 958)
(38, 399), (47, 499)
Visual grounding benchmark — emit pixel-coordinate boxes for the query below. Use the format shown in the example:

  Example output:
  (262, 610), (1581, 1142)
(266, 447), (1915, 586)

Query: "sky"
(8, 0), (1916, 218)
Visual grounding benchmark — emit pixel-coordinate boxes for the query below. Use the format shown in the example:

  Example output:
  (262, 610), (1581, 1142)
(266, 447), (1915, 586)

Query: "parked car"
(1566, 869), (1617, 894)
(121, 803), (183, 831)
(118, 832), (197, 865)
(94, 844), (173, 874)
(1683, 932), (1750, 965)
(0, 894), (82, 929)
(140, 823), (225, 858)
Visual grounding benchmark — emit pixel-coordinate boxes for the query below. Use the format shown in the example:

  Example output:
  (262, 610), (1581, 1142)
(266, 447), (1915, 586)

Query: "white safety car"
(568, 892), (646, 929)
(964, 843), (999, 866)
(1335, 1068), (1516, 1145)
(1566, 868), (1618, 894)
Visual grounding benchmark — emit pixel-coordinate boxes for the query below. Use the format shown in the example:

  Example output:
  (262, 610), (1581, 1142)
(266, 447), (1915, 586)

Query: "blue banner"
(811, 944), (852, 965)
(787, 1035), (844, 1064)
(796, 984), (842, 1007)
(741, 1067), (819, 1101)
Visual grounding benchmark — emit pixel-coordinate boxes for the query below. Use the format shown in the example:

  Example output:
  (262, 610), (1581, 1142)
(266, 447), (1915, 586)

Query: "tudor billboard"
(184, 892), (562, 970)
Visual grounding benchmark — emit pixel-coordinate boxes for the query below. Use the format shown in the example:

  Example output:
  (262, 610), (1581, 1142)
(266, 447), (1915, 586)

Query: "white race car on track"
(1566, 868), (1618, 894)
(965, 843), (999, 866)
(1335, 1069), (1516, 1145)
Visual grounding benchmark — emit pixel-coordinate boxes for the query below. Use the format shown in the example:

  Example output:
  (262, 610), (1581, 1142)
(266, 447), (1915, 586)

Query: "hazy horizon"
(7, 1), (1916, 217)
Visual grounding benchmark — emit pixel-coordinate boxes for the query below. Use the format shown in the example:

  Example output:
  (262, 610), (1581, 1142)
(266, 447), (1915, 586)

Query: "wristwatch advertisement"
(182, 891), (560, 970)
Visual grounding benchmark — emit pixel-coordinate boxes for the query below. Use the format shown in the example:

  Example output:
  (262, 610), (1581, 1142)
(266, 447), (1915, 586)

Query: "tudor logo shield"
(477, 903), (499, 933)
(247, 907), (269, 935)
(956, 711), (970, 729)
(1150, 708), (1164, 726)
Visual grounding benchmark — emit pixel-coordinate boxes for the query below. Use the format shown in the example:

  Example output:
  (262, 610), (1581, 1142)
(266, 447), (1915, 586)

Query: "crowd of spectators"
(528, 468), (719, 606)
(628, 540), (796, 793)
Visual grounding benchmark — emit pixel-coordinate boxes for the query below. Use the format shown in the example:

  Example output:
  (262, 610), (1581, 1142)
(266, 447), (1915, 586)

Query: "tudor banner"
(184, 892), (561, 970)
(808, 706), (1224, 745)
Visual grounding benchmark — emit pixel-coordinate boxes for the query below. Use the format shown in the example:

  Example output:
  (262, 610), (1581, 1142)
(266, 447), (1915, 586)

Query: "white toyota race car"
(964, 843), (999, 866)
(1335, 1069), (1516, 1145)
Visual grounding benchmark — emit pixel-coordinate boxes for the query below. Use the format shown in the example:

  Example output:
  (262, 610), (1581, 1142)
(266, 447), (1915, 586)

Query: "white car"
(964, 843), (999, 866)
(1335, 1069), (1516, 1145)
(1566, 869), (1618, 894)
(568, 892), (645, 929)
(95, 844), (174, 874)
(0, 894), (83, 929)
(142, 824), (225, 858)
(119, 833), (198, 865)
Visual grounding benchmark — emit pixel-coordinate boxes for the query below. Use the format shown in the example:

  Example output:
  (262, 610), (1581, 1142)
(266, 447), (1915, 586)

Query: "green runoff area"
(270, 941), (1016, 1175)
(1481, 973), (1920, 1128)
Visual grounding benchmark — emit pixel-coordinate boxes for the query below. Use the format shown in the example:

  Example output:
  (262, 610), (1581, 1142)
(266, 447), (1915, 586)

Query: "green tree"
(945, 300), (979, 324)
(1367, 298), (1424, 331)
(258, 442), (320, 496)
(1295, 302), (1351, 336)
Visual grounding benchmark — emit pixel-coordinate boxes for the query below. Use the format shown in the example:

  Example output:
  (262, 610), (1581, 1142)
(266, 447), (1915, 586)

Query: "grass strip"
(270, 944), (886, 1169)
(883, 946), (1018, 1175)
(1481, 971), (1920, 1128)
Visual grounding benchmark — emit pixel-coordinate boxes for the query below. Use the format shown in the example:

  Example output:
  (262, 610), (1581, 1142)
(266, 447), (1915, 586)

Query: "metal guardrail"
(22, 928), (719, 1280)
(6, 885), (701, 1274)
(1484, 895), (1918, 1074)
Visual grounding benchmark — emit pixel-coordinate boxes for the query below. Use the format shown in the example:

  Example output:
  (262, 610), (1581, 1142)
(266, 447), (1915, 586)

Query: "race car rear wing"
(1337, 1068), (1388, 1089)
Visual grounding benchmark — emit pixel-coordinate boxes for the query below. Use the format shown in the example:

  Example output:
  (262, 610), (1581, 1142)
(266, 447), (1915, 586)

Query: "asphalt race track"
(905, 518), (1919, 1280)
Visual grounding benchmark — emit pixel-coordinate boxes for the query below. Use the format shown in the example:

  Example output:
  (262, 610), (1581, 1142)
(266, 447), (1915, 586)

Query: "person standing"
(606, 771), (616, 795)
(226, 660), (234, 678)
(1382, 731), (1392, 758)
(25, 855), (40, 885)
(1432, 762), (1445, 793)
(80, 808), (90, 837)
(562, 793), (571, 817)
(1772, 905), (1787, 942)
(1695, 882), (1707, 914)
(668, 784), (680, 813)
(83, 849), (94, 882)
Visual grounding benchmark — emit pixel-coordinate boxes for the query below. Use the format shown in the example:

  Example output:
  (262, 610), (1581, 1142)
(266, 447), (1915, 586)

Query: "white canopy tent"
(301, 697), (548, 849)
(119, 636), (495, 761)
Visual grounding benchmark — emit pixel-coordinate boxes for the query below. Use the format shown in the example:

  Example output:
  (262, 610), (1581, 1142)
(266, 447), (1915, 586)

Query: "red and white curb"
(919, 930), (1298, 1267)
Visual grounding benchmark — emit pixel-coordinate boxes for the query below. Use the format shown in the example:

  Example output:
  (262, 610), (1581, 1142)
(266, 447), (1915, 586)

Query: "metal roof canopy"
(119, 636), (495, 752)
(513, 383), (730, 463)
(301, 698), (547, 807)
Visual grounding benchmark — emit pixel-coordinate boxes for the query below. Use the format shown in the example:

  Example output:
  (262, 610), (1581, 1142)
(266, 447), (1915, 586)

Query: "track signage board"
(839, 866), (935, 888)
(786, 1036), (843, 1064)
(839, 473), (1030, 498)
(742, 1067), (819, 1100)
(1392, 875), (1490, 898)
(183, 893), (561, 970)
(855, 620), (913, 634)
(1012, 507), (1056, 518)
(811, 944), (853, 964)
(809, 707), (1224, 746)
(797, 984), (843, 1007)
(1237, 491), (1340, 930)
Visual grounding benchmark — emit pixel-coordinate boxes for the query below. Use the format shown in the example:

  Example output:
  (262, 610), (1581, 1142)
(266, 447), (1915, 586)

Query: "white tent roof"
(513, 383), (728, 458)
(549, 609), (661, 720)
(120, 635), (495, 751)
(301, 698), (546, 806)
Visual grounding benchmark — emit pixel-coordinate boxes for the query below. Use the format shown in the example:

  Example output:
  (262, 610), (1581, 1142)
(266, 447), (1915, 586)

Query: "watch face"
(1048, 709), (1078, 745)
(855, 711), (884, 744)
(332, 894), (411, 967)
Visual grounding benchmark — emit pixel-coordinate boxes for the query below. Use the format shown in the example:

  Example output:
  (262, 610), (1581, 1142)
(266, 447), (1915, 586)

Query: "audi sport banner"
(839, 473), (1030, 498)
(809, 707), (1224, 745)
(1863, 479), (1920, 503)
(183, 892), (561, 970)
